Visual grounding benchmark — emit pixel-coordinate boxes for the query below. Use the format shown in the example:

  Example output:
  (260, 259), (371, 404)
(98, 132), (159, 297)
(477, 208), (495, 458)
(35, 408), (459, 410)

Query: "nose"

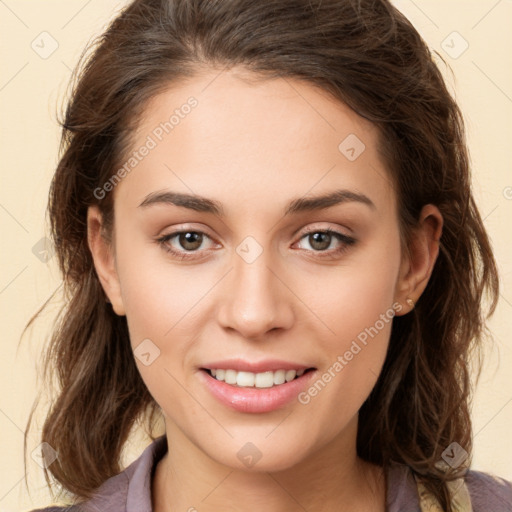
(217, 248), (295, 339)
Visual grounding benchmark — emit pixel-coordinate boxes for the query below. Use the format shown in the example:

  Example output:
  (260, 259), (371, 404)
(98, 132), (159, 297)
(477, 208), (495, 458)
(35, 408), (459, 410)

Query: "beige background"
(0, 0), (511, 509)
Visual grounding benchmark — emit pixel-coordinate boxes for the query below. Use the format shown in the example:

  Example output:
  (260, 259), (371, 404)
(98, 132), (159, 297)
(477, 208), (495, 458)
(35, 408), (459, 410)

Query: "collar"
(81, 435), (420, 511)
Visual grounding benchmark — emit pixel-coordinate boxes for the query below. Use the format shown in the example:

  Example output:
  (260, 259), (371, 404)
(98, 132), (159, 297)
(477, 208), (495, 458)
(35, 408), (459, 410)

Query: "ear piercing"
(406, 297), (415, 309)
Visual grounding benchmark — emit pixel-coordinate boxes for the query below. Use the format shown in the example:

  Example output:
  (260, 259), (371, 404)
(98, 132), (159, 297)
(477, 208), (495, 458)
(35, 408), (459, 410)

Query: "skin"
(87, 67), (443, 512)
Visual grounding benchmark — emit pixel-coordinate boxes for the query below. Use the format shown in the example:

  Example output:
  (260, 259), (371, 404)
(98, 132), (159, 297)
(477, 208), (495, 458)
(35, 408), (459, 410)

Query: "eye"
(156, 230), (217, 260)
(295, 227), (356, 257)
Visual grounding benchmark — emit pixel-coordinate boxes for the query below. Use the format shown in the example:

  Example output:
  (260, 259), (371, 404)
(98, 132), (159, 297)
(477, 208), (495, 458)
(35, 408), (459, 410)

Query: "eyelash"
(156, 227), (356, 261)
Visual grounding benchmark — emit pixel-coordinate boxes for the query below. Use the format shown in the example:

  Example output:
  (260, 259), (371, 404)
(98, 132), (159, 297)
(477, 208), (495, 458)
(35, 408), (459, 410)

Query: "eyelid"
(157, 227), (219, 248)
(157, 223), (217, 241)
(298, 224), (352, 237)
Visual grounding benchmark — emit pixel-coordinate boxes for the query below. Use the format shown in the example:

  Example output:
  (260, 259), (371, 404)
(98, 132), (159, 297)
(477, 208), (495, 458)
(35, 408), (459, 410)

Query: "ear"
(394, 204), (443, 315)
(87, 205), (126, 316)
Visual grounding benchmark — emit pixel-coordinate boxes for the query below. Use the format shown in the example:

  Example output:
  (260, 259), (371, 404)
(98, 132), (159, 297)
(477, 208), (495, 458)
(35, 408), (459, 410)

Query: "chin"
(204, 439), (312, 474)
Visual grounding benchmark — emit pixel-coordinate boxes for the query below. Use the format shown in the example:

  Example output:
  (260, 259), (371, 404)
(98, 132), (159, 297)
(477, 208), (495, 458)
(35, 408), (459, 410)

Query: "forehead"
(113, 68), (395, 217)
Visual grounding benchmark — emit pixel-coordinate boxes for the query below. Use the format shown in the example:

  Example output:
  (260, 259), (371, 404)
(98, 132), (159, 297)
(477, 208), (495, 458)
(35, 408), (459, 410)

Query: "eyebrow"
(138, 188), (376, 215)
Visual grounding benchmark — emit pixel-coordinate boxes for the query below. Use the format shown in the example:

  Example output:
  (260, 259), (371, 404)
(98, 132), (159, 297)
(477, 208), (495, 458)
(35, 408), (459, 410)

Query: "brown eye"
(308, 232), (332, 251)
(157, 230), (216, 259)
(295, 228), (356, 259)
(177, 232), (203, 251)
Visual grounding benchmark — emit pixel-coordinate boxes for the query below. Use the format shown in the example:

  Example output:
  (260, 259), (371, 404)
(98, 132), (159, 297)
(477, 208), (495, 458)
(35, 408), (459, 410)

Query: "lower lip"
(199, 369), (317, 413)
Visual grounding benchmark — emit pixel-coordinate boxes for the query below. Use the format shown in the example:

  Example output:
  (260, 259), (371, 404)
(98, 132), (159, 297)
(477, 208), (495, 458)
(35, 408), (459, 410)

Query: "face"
(89, 68), (432, 473)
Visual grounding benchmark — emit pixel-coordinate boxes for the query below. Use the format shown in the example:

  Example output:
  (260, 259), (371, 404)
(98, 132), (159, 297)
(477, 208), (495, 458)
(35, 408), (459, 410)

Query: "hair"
(23, 0), (499, 510)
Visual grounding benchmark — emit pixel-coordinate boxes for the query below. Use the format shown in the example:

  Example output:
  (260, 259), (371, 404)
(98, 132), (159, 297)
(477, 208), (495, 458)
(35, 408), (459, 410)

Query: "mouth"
(200, 367), (316, 389)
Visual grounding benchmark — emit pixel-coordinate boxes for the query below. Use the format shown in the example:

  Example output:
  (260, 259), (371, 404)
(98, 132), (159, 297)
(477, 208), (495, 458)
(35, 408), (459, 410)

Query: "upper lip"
(201, 358), (315, 373)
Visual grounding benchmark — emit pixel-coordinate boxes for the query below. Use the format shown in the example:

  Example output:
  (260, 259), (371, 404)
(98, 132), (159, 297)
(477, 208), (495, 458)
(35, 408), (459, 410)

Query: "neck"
(152, 416), (386, 512)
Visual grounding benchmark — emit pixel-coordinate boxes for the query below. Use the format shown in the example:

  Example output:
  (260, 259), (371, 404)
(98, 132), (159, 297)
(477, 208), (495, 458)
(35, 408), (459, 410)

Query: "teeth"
(225, 369), (237, 385)
(208, 368), (308, 388)
(285, 369), (296, 382)
(237, 371), (255, 387)
(273, 370), (285, 385)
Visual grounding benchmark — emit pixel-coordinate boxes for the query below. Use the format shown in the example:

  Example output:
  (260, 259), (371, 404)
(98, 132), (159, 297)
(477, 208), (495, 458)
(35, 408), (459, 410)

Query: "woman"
(25, 0), (512, 510)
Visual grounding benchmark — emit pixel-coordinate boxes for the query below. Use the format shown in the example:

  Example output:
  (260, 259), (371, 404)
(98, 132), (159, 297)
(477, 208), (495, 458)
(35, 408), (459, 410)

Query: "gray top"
(30, 435), (512, 511)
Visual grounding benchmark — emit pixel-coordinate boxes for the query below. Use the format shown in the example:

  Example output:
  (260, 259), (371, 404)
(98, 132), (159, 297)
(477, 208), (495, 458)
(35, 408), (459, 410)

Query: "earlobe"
(87, 206), (126, 316)
(394, 204), (443, 315)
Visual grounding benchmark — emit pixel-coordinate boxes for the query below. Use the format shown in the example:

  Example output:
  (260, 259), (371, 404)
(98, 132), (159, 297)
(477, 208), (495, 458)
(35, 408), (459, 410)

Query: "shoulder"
(26, 435), (168, 512)
(25, 469), (131, 512)
(464, 469), (512, 511)
(386, 461), (512, 512)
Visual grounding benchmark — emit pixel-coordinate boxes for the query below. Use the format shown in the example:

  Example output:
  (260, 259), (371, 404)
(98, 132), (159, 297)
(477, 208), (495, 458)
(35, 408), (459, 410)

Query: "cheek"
(295, 229), (401, 412)
(112, 231), (224, 409)
(113, 241), (205, 412)
(305, 226), (401, 339)
(113, 229), (203, 343)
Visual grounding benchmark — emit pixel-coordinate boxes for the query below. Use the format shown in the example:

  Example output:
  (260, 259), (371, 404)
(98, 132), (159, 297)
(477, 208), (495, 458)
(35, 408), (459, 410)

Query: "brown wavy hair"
(23, 0), (499, 509)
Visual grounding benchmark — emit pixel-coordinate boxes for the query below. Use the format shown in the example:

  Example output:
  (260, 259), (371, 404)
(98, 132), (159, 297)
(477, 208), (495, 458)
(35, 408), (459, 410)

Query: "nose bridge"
(217, 238), (293, 338)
